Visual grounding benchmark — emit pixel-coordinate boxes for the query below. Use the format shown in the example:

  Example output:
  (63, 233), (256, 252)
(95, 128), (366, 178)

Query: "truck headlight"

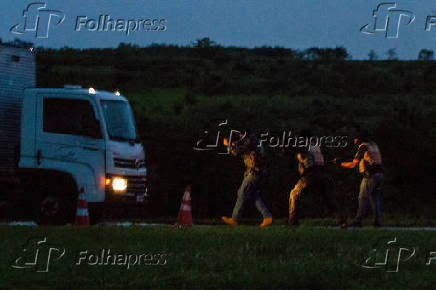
(112, 177), (127, 192)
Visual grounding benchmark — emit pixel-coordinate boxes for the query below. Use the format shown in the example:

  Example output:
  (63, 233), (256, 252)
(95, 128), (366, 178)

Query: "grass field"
(1, 225), (436, 290)
(126, 88), (434, 137)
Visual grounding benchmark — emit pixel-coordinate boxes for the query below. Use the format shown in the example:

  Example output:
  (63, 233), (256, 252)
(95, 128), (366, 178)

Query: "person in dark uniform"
(288, 144), (346, 227)
(339, 136), (384, 227)
(222, 131), (273, 227)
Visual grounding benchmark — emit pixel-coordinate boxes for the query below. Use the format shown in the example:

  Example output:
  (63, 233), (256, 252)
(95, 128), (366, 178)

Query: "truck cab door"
(35, 95), (106, 202)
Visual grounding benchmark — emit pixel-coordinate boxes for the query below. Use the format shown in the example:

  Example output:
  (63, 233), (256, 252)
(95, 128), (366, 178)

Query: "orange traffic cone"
(175, 185), (193, 227)
(74, 187), (90, 226)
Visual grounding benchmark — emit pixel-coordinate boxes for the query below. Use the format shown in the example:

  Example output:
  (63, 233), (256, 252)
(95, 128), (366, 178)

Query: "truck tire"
(33, 189), (77, 225)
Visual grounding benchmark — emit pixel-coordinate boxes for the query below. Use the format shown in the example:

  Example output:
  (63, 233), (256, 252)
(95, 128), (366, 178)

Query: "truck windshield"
(100, 100), (138, 142)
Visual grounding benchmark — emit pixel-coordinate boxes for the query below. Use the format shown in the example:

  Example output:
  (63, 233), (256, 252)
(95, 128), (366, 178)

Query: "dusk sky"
(1, 0), (436, 59)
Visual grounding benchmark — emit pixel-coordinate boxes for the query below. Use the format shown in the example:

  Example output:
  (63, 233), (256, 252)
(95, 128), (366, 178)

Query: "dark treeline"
(32, 40), (436, 97)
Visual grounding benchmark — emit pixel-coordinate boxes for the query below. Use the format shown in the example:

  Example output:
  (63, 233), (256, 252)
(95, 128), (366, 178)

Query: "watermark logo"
(11, 237), (65, 272)
(361, 237), (415, 272)
(361, 2), (415, 38)
(10, 2), (65, 39)
(193, 119), (246, 154)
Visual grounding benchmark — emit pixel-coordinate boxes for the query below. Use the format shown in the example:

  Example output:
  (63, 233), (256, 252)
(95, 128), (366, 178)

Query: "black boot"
(338, 219), (348, 229)
(335, 215), (347, 227)
(288, 219), (300, 227)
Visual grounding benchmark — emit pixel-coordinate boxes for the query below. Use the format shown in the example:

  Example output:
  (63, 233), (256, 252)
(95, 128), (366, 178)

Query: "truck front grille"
(114, 158), (145, 169)
(126, 176), (148, 194)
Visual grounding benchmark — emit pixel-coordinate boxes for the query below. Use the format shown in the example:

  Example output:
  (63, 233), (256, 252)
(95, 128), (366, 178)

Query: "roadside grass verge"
(1, 225), (436, 289)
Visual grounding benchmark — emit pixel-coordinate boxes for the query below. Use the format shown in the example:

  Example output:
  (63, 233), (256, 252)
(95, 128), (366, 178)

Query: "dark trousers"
(354, 173), (384, 224)
(289, 169), (344, 224)
(232, 173), (272, 221)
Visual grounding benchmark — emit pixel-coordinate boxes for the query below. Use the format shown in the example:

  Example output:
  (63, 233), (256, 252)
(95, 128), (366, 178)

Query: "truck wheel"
(34, 193), (76, 225)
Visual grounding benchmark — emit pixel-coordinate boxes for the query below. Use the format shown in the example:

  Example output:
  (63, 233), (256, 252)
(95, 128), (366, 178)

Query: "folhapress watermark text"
(11, 237), (167, 272)
(75, 15), (166, 35)
(10, 2), (167, 39)
(76, 249), (167, 269)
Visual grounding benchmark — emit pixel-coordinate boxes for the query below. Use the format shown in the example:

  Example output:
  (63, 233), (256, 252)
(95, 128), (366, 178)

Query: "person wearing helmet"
(339, 135), (384, 227)
(222, 130), (273, 227)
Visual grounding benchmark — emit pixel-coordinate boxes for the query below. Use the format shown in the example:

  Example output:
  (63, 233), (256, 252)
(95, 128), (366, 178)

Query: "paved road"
(326, 226), (436, 231)
(3, 221), (436, 230)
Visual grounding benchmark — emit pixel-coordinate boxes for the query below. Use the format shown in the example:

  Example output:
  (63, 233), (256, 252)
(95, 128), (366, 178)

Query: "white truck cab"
(0, 44), (148, 224)
(18, 87), (148, 223)
(21, 86), (147, 198)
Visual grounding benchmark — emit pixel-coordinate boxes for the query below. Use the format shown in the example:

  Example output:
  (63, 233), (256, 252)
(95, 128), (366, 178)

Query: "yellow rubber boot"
(221, 216), (238, 226)
(260, 217), (273, 227)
